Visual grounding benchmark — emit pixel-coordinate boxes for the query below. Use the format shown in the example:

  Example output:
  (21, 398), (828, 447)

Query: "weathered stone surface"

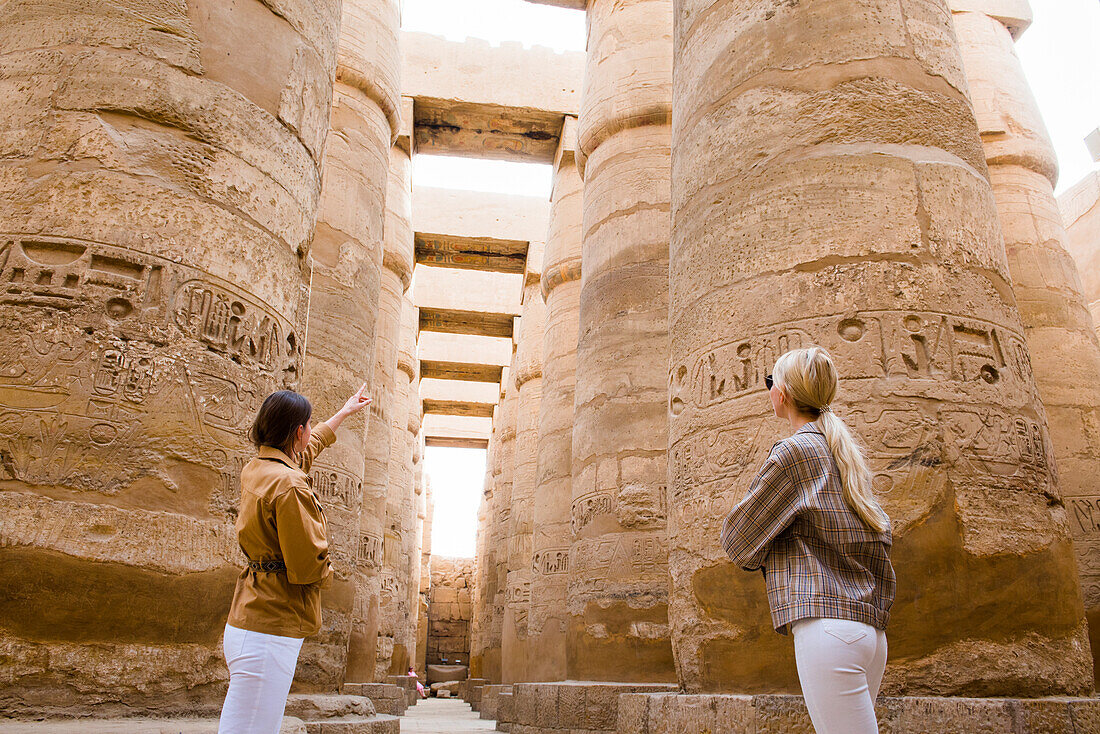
(339, 684), (406, 716)
(285, 694), (377, 720)
(298, 0), (403, 689)
(480, 684), (512, 720)
(1062, 172), (1100, 342)
(568, 0), (676, 683)
(953, 2), (1100, 683)
(616, 692), (1100, 734)
(0, 0), (342, 715)
(669, 0), (1091, 696)
(429, 556), (475, 668)
(511, 682), (678, 733)
(502, 243), (545, 684)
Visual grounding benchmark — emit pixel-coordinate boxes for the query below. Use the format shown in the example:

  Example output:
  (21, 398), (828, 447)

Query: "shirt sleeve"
(721, 446), (799, 571)
(297, 422), (337, 474)
(274, 483), (333, 586)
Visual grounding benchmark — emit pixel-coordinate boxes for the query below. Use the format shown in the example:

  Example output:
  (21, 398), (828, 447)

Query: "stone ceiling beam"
(421, 360), (505, 383)
(423, 414), (493, 449)
(423, 399), (497, 418)
(416, 233), (528, 274)
(419, 307), (515, 339)
(402, 32), (584, 161)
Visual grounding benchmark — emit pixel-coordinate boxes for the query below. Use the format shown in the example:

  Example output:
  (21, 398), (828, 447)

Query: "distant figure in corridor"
(218, 385), (372, 734)
(721, 347), (896, 734)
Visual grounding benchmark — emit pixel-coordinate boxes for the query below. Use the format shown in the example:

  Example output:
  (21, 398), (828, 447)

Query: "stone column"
(470, 421), (497, 679)
(669, 0), (1092, 696)
(403, 369), (424, 672)
(415, 477), (434, 677)
(528, 118), (584, 683)
(345, 92), (413, 683)
(487, 368), (519, 683)
(567, 0), (676, 682)
(299, 0), (402, 691)
(377, 294), (418, 678)
(0, 0), (342, 714)
(503, 245), (546, 683)
(951, 0), (1100, 681)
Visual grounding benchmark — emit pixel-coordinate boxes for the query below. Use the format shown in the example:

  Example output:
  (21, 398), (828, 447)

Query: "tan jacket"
(226, 423), (336, 638)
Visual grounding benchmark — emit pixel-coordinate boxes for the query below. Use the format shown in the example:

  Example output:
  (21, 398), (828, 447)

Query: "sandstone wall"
(428, 556), (474, 666)
(0, 0), (343, 715)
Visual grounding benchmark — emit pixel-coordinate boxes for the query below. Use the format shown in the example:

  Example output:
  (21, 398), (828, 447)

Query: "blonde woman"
(721, 347), (895, 734)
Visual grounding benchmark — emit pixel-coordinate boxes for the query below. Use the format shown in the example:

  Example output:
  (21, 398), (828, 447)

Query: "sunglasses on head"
(765, 374), (774, 390)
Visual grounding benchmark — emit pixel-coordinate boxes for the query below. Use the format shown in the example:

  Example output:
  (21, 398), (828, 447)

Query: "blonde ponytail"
(772, 347), (889, 533)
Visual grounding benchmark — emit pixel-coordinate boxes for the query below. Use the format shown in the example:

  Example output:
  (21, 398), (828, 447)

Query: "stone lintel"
(420, 307), (515, 339)
(423, 399), (496, 418)
(616, 693), (1100, 734)
(947, 0), (1033, 37)
(414, 187), (551, 246)
(416, 233), (529, 274)
(403, 32), (582, 161)
(554, 115), (579, 171)
(423, 413), (492, 448)
(421, 360), (505, 383)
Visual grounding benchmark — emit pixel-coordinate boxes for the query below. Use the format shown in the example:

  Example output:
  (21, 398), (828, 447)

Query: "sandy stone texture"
(502, 243), (545, 683)
(566, 0), (677, 683)
(952, 1), (1100, 684)
(0, 0), (341, 715)
(428, 556), (475, 666)
(527, 119), (583, 683)
(669, 0), (1092, 696)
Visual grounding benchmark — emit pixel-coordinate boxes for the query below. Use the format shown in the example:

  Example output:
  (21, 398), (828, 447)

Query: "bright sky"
(409, 0), (1100, 557)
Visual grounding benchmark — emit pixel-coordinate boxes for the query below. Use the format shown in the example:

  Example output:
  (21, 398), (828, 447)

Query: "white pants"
(792, 618), (887, 734)
(218, 624), (304, 734)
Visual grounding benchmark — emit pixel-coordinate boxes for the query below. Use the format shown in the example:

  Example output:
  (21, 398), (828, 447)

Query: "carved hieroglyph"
(951, 1), (1100, 682)
(346, 109), (413, 684)
(470, 419), (497, 680)
(528, 120), (583, 683)
(567, 0), (677, 682)
(502, 251), (545, 684)
(0, 0), (341, 714)
(669, 0), (1092, 696)
(298, 0), (402, 690)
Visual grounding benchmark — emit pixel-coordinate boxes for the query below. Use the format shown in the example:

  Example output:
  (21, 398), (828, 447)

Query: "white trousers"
(792, 618), (888, 734)
(218, 624), (304, 734)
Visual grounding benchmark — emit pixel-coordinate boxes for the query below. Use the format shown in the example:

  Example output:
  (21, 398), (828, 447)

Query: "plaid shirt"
(721, 423), (895, 634)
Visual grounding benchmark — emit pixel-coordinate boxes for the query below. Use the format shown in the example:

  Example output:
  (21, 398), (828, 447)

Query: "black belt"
(248, 559), (287, 573)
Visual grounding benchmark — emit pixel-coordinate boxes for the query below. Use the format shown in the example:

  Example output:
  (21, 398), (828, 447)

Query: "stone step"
(339, 683), (408, 716)
(0, 717), (307, 733)
(301, 714), (400, 734)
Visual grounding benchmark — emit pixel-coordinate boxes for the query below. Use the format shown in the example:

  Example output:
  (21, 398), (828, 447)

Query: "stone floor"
(400, 697), (496, 733)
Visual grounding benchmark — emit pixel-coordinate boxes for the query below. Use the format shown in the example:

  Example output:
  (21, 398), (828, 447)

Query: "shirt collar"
(795, 422), (824, 436)
(257, 445), (302, 472)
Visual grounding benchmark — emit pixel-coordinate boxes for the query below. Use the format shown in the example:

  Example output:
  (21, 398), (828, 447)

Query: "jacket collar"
(257, 445), (302, 472)
(795, 422), (824, 437)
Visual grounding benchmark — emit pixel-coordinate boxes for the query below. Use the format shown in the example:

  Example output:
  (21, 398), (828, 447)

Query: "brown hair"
(250, 390), (312, 455)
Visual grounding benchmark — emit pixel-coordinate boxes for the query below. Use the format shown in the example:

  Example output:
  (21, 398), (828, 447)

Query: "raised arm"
(297, 383), (372, 472)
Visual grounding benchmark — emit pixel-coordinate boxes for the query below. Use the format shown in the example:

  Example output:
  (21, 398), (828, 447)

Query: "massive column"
(951, 1), (1100, 680)
(345, 91), (412, 683)
(298, 0), (402, 691)
(377, 294), (418, 677)
(0, 0), (342, 714)
(415, 477), (434, 677)
(567, 0), (676, 681)
(470, 420), (497, 679)
(669, 0), (1092, 696)
(487, 369), (519, 683)
(502, 244), (546, 683)
(528, 118), (584, 683)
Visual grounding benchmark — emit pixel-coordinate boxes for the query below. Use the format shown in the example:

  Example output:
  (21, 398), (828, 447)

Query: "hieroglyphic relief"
(670, 310), (1036, 417)
(358, 532), (383, 570)
(311, 465), (361, 511)
(0, 235), (303, 509)
(532, 547), (570, 576)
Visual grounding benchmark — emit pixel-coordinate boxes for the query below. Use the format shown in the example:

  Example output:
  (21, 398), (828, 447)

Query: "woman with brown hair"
(218, 384), (371, 734)
(722, 347), (895, 734)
